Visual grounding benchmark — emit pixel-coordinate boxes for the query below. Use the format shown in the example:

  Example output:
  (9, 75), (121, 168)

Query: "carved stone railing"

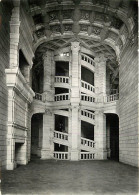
(55, 76), (69, 84)
(53, 152), (69, 160)
(80, 152), (95, 160)
(104, 94), (119, 103)
(34, 92), (44, 101)
(81, 94), (95, 103)
(81, 53), (95, 67)
(81, 137), (95, 148)
(81, 80), (95, 93)
(54, 130), (68, 141)
(81, 110), (95, 120)
(54, 93), (69, 101)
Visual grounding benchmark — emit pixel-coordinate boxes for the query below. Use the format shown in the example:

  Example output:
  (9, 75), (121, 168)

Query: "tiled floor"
(1, 158), (138, 195)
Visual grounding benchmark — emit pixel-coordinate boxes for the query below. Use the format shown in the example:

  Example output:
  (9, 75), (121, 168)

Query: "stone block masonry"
(119, 35), (138, 167)
(0, 1), (12, 169)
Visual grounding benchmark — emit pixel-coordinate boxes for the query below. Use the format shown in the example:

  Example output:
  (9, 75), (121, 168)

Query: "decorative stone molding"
(45, 109), (52, 116)
(5, 68), (35, 103)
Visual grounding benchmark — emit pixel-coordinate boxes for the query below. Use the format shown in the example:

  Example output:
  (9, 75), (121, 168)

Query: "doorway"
(106, 114), (119, 161)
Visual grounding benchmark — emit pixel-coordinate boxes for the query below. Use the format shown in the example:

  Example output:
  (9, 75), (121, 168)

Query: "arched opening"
(32, 58), (44, 94)
(106, 114), (119, 161)
(31, 113), (43, 159)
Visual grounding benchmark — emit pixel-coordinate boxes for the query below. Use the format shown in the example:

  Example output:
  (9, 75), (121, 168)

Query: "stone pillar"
(41, 110), (54, 159)
(43, 50), (55, 102)
(10, 0), (20, 68)
(94, 54), (107, 102)
(95, 111), (107, 159)
(37, 117), (43, 157)
(70, 42), (81, 160)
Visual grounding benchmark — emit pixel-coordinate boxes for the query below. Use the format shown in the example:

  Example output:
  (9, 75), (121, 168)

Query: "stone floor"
(1, 158), (138, 195)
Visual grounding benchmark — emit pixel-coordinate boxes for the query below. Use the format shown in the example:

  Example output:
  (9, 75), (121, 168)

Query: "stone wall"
(119, 34), (138, 167)
(0, 1), (12, 169)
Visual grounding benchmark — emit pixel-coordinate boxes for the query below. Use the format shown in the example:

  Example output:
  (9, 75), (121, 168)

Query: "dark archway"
(31, 113), (43, 158)
(106, 114), (119, 161)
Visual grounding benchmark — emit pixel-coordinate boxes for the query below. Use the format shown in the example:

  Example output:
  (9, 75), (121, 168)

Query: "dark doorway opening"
(106, 114), (119, 161)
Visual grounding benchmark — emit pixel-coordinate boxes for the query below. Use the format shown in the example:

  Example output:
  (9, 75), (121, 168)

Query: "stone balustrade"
(55, 76), (69, 84)
(54, 93), (69, 101)
(80, 152), (95, 160)
(34, 92), (43, 101)
(81, 94), (95, 103)
(81, 110), (95, 120)
(81, 137), (95, 148)
(104, 94), (119, 103)
(53, 152), (69, 160)
(81, 53), (95, 67)
(54, 130), (68, 140)
(81, 80), (95, 93)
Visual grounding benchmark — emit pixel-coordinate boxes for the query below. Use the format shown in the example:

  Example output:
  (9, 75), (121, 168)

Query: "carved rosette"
(80, 24), (88, 32)
(49, 11), (59, 22)
(50, 25), (61, 33)
(64, 24), (72, 32)
(92, 26), (101, 35)
(81, 10), (90, 20)
(62, 10), (72, 19)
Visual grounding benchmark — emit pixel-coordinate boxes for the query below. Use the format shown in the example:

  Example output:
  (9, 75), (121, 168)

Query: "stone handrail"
(55, 76), (69, 84)
(81, 94), (95, 103)
(80, 152), (95, 160)
(34, 92), (43, 101)
(81, 80), (95, 93)
(104, 94), (119, 103)
(53, 152), (68, 160)
(81, 137), (95, 148)
(81, 110), (95, 120)
(54, 130), (68, 140)
(81, 53), (95, 67)
(54, 93), (69, 101)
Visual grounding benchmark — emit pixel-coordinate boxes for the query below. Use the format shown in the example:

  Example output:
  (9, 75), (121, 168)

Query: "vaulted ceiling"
(28, 0), (137, 88)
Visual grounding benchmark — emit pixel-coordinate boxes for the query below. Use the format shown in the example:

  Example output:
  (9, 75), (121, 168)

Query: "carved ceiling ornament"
(35, 28), (45, 38)
(64, 24), (72, 31)
(50, 25), (61, 33)
(49, 11), (58, 22)
(80, 24), (88, 32)
(92, 26), (101, 35)
(81, 10), (90, 20)
(62, 10), (72, 19)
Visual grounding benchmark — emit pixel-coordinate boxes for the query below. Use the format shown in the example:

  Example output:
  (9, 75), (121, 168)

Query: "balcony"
(81, 110), (95, 125)
(33, 92), (46, 102)
(104, 94), (119, 103)
(81, 80), (95, 95)
(54, 93), (70, 102)
(53, 152), (69, 160)
(81, 53), (95, 72)
(54, 76), (70, 88)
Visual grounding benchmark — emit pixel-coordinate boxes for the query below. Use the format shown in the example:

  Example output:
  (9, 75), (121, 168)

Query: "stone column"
(41, 110), (54, 159)
(70, 42), (81, 160)
(43, 50), (55, 102)
(94, 54), (107, 102)
(95, 111), (107, 159)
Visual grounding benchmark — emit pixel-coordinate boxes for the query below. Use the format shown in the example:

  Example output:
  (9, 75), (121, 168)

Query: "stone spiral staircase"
(33, 52), (119, 161)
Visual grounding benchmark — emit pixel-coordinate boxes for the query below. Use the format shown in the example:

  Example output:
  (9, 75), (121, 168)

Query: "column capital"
(45, 109), (52, 116)
(94, 54), (107, 63)
(71, 42), (80, 52)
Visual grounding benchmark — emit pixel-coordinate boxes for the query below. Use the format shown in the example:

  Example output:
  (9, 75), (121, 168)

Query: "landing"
(1, 158), (138, 195)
